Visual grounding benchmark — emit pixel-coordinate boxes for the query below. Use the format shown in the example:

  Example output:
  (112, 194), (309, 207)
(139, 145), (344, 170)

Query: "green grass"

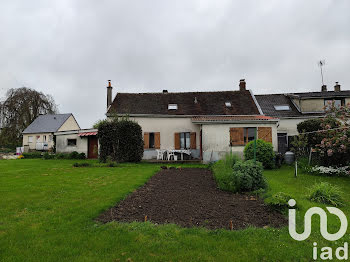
(1, 160), (350, 261)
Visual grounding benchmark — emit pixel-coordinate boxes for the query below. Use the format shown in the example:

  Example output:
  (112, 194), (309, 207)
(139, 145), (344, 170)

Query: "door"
(88, 136), (98, 159)
(277, 133), (288, 154)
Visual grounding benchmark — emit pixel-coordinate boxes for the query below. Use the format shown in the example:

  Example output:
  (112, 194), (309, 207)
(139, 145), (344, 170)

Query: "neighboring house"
(22, 114), (80, 151)
(54, 129), (99, 158)
(105, 80), (279, 162)
(256, 82), (350, 153)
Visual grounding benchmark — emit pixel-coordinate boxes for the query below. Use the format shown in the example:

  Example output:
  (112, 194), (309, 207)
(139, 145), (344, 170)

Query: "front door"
(88, 136), (98, 159)
(277, 133), (288, 154)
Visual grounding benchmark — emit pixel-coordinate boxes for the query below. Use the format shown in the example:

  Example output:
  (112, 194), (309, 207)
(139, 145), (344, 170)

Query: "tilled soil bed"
(98, 168), (287, 230)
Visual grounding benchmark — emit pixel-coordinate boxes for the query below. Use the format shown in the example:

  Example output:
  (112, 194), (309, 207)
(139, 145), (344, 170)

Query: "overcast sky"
(0, 0), (349, 128)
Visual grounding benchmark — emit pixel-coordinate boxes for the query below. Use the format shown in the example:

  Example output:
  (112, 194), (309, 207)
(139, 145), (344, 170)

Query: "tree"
(98, 117), (144, 163)
(0, 87), (58, 148)
(314, 101), (350, 166)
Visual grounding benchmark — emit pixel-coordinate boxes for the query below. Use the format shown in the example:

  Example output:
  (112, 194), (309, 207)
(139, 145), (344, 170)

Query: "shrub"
(55, 153), (68, 159)
(212, 158), (266, 193)
(73, 162), (91, 167)
(43, 152), (55, 160)
(244, 139), (275, 169)
(212, 153), (241, 192)
(308, 182), (344, 207)
(98, 118), (144, 162)
(266, 192), (295, 212)
(78, 152), (86, 159)
(233, 160), (266, 192)
(22, 152), (42, 159)
(68, 151), (80, 159)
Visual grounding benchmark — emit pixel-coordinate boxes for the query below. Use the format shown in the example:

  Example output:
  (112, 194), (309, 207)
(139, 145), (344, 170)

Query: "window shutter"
(230, 128), (244, 146)
(258, 127), (272, 143)
(154, 132), (160, 149)
(144, 132), (149, 149)
(190, 132), (196, 149)
(174, 133), (180, 149)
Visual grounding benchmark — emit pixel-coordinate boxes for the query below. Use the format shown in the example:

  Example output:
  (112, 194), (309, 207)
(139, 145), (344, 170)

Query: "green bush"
(212, 153), (241, 192)
(55, 153), (68, 159)
(73, 162), (91, 167)
(43, 152), (55, 160)
(266, 192), (295, 212)
(212, 157), (266, 193)
(244, 139), (275, 169)
(308, 182), (344, 207)
(233, 160), (266, 192)
(22, 152), (42, 159)
(98, 118), (144, 163)
(78, 152), (86, 159)
(68, 151), (80, 159)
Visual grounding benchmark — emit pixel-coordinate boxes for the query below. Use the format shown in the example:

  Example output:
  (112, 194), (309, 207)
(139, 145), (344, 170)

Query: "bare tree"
(0, 87), (58, 148)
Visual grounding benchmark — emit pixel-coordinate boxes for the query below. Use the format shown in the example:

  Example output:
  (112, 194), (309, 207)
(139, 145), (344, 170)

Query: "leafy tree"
(0, 87), (57, 148)
(315, 101), (350, 166)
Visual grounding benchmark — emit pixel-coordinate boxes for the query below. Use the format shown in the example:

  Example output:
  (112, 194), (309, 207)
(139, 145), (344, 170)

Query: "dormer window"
(274, 105), (291, 111)
(168, 104), (178, 110)
(225, 102), (232, 107)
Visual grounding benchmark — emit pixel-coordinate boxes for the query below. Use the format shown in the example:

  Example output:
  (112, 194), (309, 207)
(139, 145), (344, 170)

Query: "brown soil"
(97, 168), (287, 230)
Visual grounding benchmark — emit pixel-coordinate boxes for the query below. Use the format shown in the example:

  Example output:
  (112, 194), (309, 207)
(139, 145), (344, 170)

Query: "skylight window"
(225, 102), (232, 107)
(168, 104), (178, 110)
(274, 105), (291, 111)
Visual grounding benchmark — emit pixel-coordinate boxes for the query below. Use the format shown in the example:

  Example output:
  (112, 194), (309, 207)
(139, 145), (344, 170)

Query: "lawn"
(1, 160), (350, 261)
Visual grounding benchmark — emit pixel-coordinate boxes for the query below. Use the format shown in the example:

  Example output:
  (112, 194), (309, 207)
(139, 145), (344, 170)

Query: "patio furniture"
(156, 149), (165, 160)
(167, 150), (176, 161)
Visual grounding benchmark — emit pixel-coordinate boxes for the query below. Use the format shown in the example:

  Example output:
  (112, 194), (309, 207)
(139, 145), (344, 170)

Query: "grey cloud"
(0, 0), (349, 127)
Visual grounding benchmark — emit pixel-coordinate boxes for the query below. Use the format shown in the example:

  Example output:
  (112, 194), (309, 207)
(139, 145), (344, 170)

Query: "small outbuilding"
(54, 129), (99, 158)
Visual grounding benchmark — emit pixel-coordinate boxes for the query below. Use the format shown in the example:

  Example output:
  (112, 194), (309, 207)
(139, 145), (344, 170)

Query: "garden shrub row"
(23, 151), (86, 160)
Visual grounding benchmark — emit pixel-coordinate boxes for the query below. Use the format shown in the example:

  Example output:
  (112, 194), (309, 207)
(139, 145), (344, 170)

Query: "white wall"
(58, 115), (80, 131)
(201, 123), (278, 162)
(23, 133), (54, 150)
(55, 133), (88, 155)
(130, 117), (201, 159)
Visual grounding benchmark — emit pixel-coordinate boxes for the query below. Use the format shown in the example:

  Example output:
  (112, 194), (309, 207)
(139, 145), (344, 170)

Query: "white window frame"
(28, 136), (33, 143)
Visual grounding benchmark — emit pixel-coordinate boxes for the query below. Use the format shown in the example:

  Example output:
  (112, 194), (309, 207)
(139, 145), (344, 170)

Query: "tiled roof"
(255, 94), (302, 117)
(22, 114), (72, 134)
(192, 115), (278, 123)
(290, 90), (350, 98)
(107, 90), (260, 116)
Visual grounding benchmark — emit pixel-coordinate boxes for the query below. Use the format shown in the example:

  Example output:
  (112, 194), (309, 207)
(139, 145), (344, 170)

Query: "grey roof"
(22, 114), (73, 134)
(255, 94), (302, 117)
(289, 90), (350, 99)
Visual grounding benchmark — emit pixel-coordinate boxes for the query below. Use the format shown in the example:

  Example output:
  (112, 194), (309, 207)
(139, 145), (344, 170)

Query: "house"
(54, 128), (99, 158)
(105, 80), (279, 162)
(256, 82), (350, 153)
(22, 113), (80, 151)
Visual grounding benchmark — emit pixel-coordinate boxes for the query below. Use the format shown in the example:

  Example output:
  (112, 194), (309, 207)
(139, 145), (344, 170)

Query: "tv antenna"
(318, 60), (326, 86)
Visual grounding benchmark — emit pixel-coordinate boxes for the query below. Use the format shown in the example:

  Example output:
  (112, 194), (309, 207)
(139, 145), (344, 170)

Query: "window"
(324, 99), (344, 108)
(225, 102), (232, 107)
(244, 128), (256, 144)
(230, 127), (257, 146)
(67, 139), (77, 146)
(168, 104), (178, 110)
(180, 132), (191, 149)
(143, 132), (160, 149)
(43, 135), (47, 142)
(149, 133), (155, 148)
(28, 136), (33, 143)
(274, 105), (291, 111)
(49, 135), (53, 142)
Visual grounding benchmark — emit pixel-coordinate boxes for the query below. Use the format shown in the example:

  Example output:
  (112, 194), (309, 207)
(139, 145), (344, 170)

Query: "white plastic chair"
(167, 150), (175, 161)
(156, 149), (164, 160)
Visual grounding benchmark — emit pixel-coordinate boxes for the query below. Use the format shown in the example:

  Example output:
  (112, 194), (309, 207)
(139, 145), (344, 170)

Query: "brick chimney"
(107, 80), (113, 109)
(334, 82), (341, 92)
(321, 85), (327, 92)
(239, 79), (246, 91)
